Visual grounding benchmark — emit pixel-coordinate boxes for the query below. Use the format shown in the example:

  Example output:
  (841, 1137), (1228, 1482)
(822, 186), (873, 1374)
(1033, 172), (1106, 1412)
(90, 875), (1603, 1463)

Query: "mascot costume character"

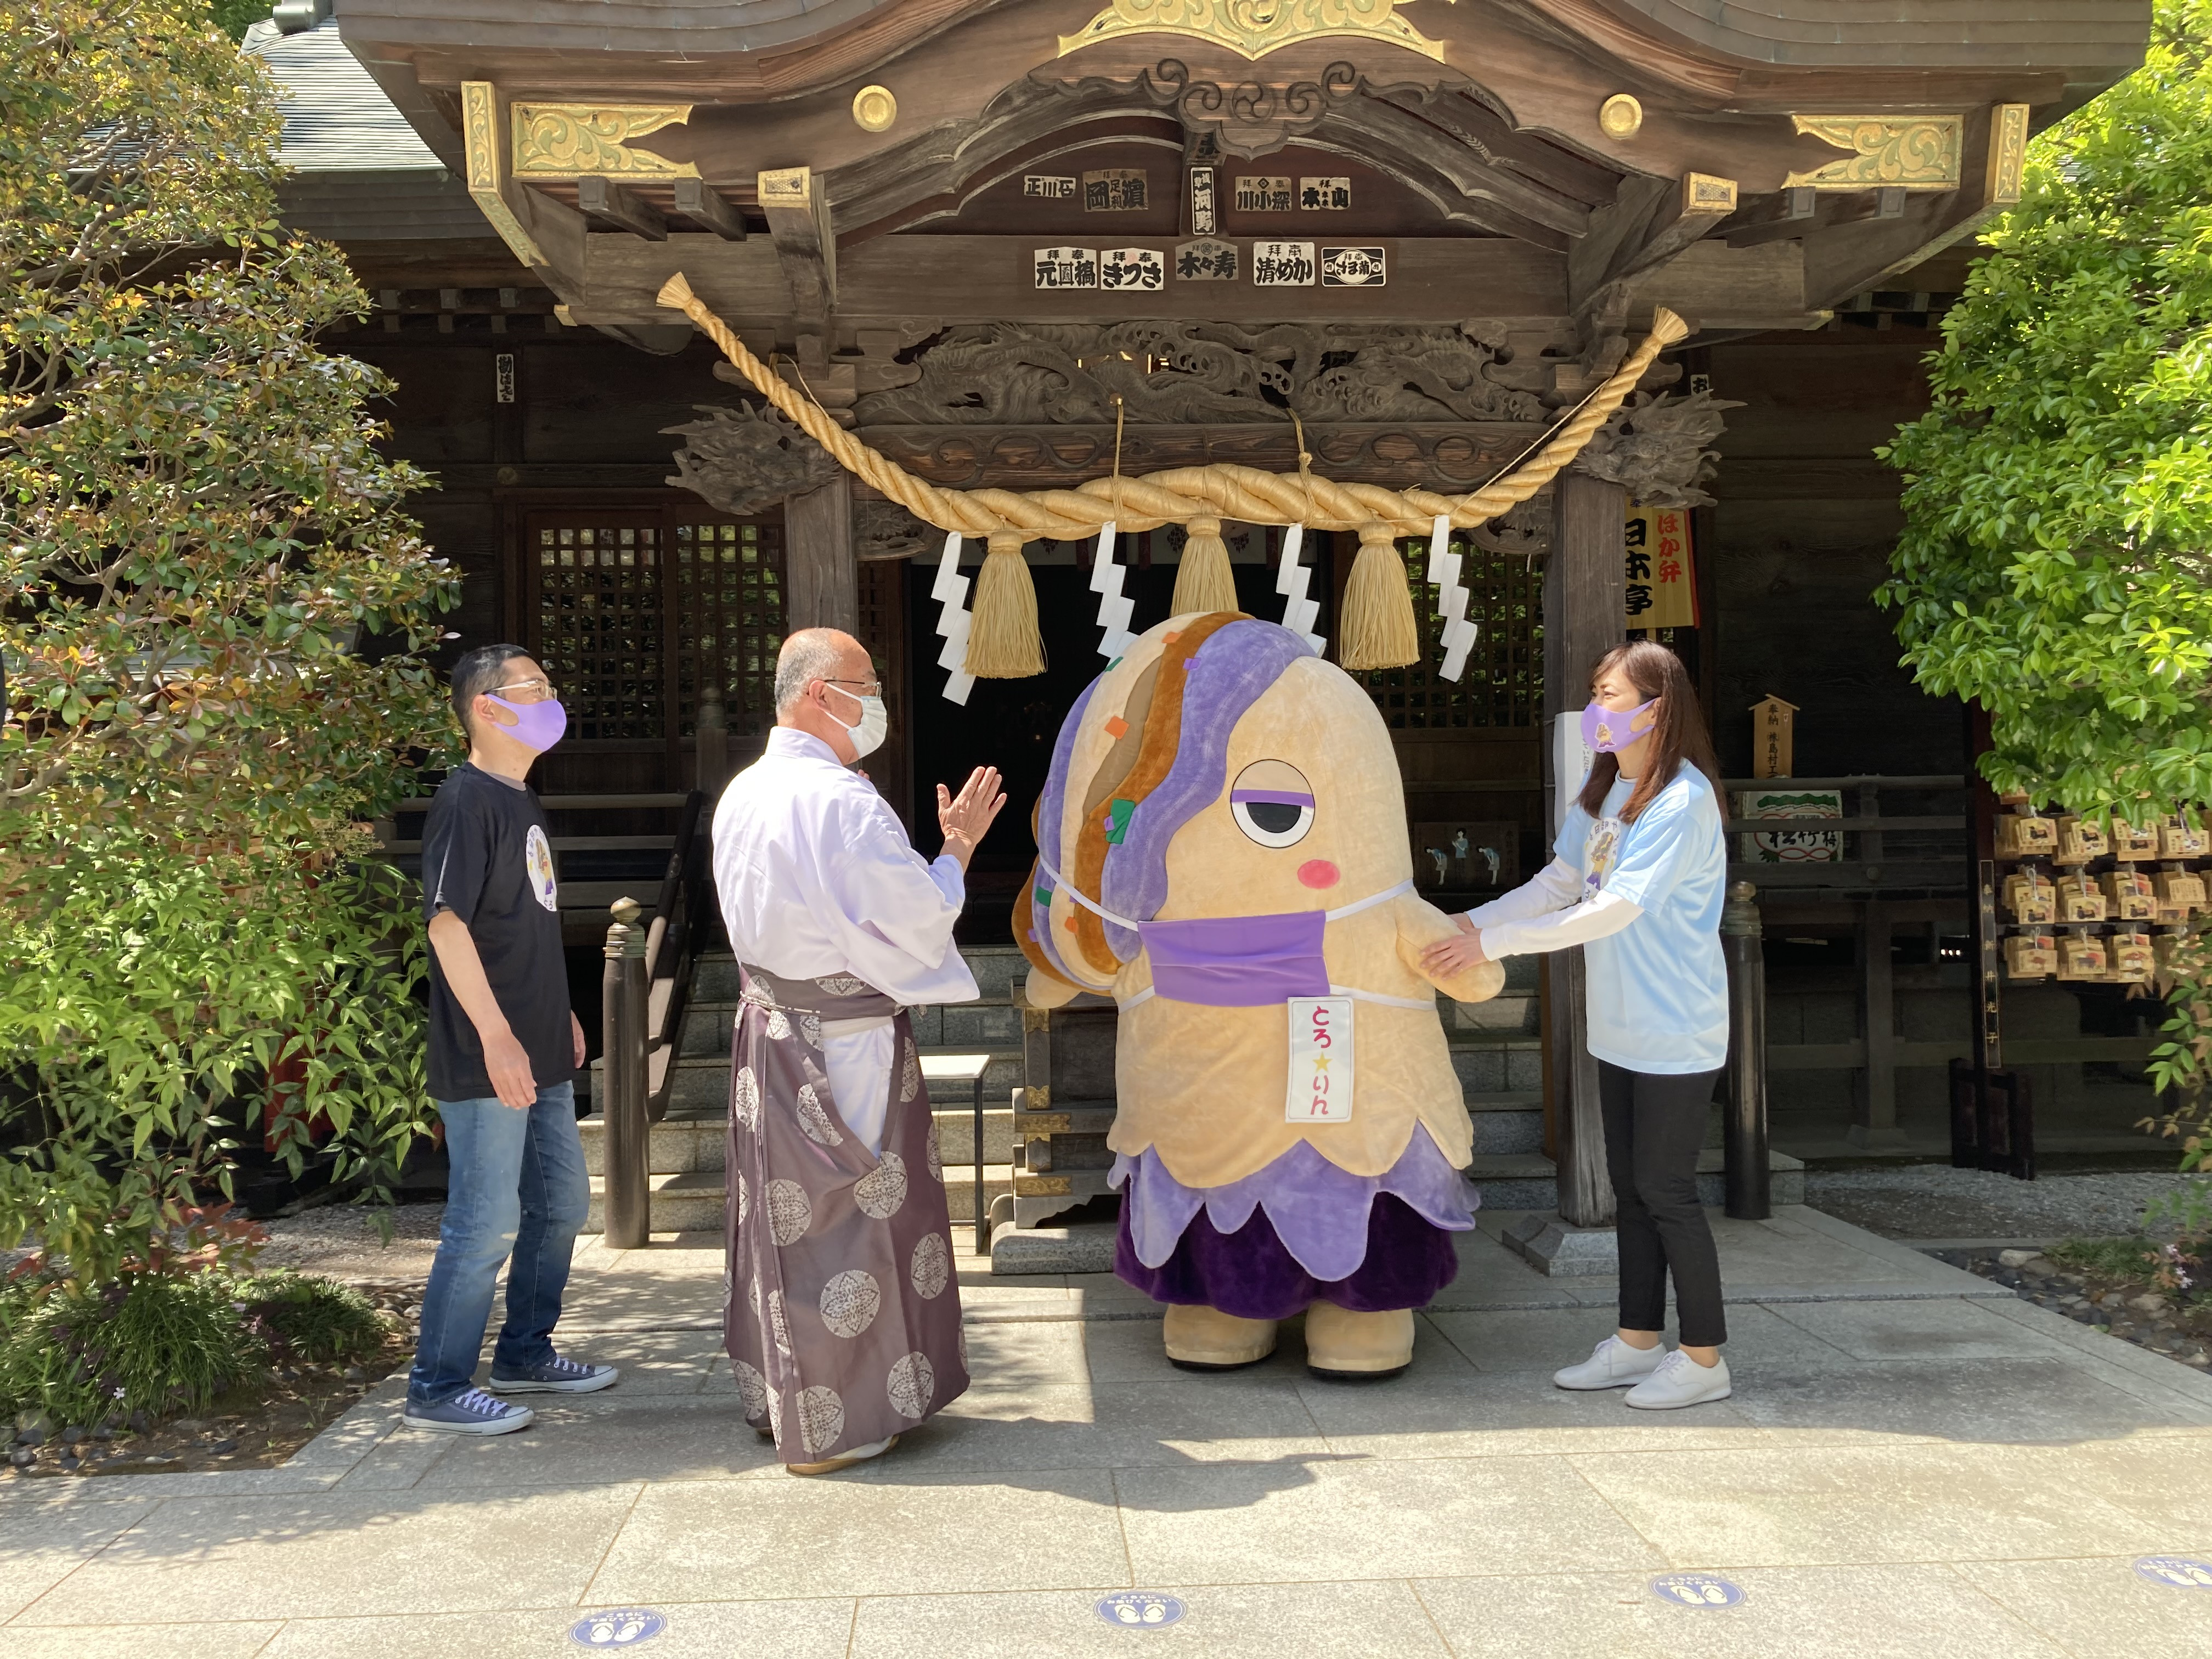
(1018, 612), (1505, 1378)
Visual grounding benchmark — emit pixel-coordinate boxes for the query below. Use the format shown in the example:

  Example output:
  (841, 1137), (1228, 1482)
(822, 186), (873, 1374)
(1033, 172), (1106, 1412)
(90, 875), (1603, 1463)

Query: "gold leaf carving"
(1985, 103), (2029, 205)
(460, 82), (546, 268)
(1058, 0), (1445, 64)
(511, 103), (699, 179)
(1782, 115), (1962, 191)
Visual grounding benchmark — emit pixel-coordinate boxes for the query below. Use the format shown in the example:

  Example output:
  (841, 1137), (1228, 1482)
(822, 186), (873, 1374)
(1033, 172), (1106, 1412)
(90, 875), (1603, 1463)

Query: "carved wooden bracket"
(1139, 58), (1359, 159)
(664, 403), (843, 517)
(759, 166), (836, 326)
(1567, 388), (1742, 510)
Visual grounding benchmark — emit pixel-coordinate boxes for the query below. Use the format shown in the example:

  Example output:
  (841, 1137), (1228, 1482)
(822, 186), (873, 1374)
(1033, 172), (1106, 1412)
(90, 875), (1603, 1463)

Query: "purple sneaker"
(484, 1354), (619, 1395)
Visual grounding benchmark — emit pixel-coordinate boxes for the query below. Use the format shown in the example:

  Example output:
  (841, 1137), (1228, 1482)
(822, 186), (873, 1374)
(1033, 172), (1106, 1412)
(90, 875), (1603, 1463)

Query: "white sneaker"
(1624, 1350), (1733, 1409)
(1553, 1335), (1667, 1391)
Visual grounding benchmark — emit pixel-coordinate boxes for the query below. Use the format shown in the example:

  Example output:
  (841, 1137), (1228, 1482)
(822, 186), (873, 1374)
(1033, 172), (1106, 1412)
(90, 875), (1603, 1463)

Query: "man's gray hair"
(774, 628), (850, 714)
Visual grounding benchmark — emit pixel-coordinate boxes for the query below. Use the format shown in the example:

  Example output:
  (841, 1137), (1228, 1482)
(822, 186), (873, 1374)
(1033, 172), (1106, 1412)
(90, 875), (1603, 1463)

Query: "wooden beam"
(580, 234), (1568, 327)
(576, 176), (668, 241)
(1570, 172), (1740, 316)
(672, 178), (748, 241)
(1542, 470), (1628, 1229)
(785, 474), (856, 633)
(759, 165), (836, 323)
(1724, 187), (1815, 249)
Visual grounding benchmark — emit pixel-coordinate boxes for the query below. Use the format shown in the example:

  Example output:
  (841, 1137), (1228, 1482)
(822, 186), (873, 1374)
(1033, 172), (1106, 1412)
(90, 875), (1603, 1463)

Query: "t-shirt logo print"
(1584, 817), (1624, 898)
(524, 824), (558, 912)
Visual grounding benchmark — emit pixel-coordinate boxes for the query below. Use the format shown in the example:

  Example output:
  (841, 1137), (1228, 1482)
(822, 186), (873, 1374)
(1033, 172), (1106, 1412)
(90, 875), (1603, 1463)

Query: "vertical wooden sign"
(1751, 693), (1798, 779)
(1624, 503), (1697, 629)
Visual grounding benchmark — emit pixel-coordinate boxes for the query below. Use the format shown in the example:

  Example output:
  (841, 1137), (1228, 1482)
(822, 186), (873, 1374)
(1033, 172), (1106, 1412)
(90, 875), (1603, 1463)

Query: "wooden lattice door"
(523, 505), (785, 793)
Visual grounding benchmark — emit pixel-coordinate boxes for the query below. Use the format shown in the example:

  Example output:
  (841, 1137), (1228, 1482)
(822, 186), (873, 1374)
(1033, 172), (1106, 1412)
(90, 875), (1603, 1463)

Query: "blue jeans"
(408, 1081), (590, 1406)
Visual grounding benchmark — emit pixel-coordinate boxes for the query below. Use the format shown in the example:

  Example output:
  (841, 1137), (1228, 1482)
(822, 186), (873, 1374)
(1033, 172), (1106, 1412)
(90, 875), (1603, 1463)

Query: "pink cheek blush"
(1297, 859), (1341, 890)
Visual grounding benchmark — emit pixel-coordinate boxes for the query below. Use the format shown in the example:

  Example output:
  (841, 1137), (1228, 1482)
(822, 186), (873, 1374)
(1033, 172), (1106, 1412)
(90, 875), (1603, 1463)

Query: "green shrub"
(239, 1272), (383, 1363)
(0, 1271), (265, 1430)
(2045, 1237), (2162, 1280)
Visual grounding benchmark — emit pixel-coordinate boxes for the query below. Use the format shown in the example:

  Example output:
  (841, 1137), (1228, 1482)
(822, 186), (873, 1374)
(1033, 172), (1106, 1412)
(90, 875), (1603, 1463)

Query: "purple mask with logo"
(484, 695), (568, 754)
(1579, 696), (1657, 754)
(1137, 910), (1330, 1007)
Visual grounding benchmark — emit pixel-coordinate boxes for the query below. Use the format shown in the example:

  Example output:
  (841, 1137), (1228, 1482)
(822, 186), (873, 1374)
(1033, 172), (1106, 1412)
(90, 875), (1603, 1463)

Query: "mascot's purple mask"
(1138, 910), (1330, 1006)
(485, 694), (568, 754)
(1579, 696), (1656, 754)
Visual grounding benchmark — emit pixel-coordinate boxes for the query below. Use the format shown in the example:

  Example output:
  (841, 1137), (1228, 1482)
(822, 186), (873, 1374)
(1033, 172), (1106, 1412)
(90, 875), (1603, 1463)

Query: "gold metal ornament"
(1598, 94), (1643, 140)
(1782, 115), (1963, 190)
(1057, 0), (1445, 64)
(852, 85), (898, 133)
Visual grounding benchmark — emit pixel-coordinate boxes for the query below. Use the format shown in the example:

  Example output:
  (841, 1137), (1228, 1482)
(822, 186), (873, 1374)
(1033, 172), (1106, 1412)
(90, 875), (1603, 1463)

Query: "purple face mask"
(484, 694), (568, 754)
(1137, 910), (1330, 1007)
(1579, 696), (1656, 754)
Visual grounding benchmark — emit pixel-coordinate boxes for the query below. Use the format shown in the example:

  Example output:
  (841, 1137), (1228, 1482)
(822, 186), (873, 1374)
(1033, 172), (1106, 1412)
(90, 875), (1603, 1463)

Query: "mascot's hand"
(1024, 967), (1083, 1010)
(1396, 897), (1505, 1004)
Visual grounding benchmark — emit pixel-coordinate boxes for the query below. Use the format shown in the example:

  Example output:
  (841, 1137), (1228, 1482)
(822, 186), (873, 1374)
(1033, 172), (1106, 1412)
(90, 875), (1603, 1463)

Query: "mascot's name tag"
(1285, 996), (1355, 1122)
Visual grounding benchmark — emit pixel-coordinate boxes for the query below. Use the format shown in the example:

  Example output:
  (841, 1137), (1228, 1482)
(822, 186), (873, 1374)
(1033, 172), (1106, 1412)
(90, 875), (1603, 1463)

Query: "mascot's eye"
(1229, 759), (1316, 849)
(1230, 791), (1314, 848)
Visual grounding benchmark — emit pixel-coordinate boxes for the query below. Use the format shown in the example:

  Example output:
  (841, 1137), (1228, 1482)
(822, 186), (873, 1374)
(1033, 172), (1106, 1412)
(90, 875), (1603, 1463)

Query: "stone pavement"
(6, 1207), (2212, 1657)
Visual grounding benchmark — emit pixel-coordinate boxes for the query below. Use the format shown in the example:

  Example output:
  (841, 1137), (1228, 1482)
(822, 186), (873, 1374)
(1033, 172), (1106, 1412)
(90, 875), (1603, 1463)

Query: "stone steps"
(580, 1165), (1017, 1235)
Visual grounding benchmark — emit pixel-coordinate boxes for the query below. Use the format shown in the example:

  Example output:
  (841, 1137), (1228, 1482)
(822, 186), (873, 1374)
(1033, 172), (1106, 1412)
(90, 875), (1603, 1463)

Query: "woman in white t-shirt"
(1421, 640), (1733, 1409)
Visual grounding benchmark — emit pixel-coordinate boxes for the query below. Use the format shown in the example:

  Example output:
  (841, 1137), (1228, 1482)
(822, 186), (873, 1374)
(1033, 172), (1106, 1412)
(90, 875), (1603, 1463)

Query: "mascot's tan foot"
(1302, 1302), (1415, 1381)
(1163, 1303), (1279, 1371)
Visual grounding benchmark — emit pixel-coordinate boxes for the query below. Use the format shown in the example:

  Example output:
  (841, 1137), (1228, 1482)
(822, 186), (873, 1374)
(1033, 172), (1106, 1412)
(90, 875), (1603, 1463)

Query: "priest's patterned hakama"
(723, 967), (968, 1465)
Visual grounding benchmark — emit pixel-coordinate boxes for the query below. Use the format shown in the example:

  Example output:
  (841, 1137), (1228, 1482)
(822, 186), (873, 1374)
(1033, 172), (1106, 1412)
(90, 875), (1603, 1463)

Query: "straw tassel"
(1337, 522), (1420, 670)
(1170, 515), (1238, 616)
(964, 529), (1046, 678)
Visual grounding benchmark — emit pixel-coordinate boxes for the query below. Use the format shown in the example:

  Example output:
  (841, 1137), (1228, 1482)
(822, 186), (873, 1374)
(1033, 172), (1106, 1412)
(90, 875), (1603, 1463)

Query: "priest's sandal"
(1552, 1335), (1666, 1390)
(786, 1434), (899, 1476)
(1302, 1302), (1414, 1381)
(1623, 1351), (1732, 1410)
(1162, 1304), (1278, 1370)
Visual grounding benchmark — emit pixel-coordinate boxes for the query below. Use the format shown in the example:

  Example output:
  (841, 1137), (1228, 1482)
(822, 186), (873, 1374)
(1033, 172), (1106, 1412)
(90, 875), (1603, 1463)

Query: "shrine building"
(259, 0), (2158, 1230)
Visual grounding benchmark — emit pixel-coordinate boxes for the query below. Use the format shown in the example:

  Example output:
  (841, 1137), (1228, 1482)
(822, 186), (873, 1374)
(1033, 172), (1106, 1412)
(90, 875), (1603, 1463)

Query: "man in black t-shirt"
(403, 645), (619, 1435)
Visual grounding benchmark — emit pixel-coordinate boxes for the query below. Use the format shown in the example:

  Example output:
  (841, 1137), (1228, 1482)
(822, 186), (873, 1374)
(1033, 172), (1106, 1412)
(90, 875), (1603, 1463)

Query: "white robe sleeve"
(815, 792), (973, 1004)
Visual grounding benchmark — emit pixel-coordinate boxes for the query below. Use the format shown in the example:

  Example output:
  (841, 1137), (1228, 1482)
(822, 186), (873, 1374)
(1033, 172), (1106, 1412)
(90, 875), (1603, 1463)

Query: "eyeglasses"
(823, 677), (882, 698)
(488, 676), (559, 702)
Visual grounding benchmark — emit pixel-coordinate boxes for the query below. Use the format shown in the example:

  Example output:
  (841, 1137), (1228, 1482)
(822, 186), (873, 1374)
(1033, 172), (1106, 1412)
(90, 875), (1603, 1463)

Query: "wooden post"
(785, 473), (856, 633)
(1851, 782), (1908, 1149)
(695, 684), (729, 797)
(1720, 880), (1771, 1219)
(601, 898), (651, 1251)
(1544, 470), (1628, 1228)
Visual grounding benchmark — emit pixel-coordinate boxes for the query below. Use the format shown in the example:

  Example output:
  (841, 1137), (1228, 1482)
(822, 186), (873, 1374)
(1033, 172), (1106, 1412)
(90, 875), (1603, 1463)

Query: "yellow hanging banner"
(1625, 503), (1697, 629)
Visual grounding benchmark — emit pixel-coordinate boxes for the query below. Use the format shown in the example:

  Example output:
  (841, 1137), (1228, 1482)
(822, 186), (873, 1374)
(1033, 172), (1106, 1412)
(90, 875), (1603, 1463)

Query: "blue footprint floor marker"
(569, 1608), (669, 1646)
(1650, 1573), (1746, 1609)
(1096, 1591), (1187, 1628)
(2136, 1557), (2212, 1589)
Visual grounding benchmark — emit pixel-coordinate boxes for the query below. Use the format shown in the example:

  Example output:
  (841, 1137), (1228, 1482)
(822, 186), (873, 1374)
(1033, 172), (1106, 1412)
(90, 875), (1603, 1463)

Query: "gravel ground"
(251, 1199), (445, 1283)
(1805, 1165), (2204, 1242)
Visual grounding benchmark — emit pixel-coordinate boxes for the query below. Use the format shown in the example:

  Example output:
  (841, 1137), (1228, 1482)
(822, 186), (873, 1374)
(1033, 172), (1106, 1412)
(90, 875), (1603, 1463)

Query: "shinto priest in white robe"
(710, 727), (977, 1463)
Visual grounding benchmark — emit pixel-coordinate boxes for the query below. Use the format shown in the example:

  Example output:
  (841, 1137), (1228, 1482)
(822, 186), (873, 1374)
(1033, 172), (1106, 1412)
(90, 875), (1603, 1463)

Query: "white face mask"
(825, 682), (888, 759)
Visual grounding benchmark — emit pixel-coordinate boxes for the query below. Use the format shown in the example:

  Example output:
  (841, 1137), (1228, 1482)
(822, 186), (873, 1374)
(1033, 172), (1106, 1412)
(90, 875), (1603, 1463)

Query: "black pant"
(1598, 1059), (1726, 1347)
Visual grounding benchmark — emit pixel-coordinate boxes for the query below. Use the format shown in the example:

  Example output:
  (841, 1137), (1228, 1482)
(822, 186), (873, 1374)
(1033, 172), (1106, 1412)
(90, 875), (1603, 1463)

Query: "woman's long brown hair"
(1575, 640), (1723, 823)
